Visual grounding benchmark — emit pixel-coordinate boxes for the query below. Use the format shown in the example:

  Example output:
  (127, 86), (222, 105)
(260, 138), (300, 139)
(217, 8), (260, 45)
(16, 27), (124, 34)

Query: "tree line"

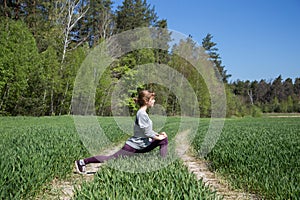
(0, 0), (299, 117)
(229, 76), (300, 115)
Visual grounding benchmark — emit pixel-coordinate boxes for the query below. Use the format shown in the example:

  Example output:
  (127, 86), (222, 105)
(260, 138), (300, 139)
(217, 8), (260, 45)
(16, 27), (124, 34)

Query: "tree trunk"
(61, 0), (89, 64)
(59, 80), (69, 115)
(248, 89), (254, 105)
(3, 0), (9, 18)
(0, 84), (8, 111)
(50, 86), (54, 115)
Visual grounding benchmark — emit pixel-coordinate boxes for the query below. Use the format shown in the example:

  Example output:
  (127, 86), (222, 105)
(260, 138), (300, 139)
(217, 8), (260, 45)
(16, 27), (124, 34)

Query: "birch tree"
(59, 0), (89, 64)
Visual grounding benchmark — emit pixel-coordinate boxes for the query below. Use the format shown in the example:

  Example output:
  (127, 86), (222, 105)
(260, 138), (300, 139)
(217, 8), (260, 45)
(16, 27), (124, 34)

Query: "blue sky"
(113, 0), (300, 82)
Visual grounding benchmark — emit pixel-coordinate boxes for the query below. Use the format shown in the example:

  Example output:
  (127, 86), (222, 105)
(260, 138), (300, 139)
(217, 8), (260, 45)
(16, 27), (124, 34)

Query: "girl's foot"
(75, 160), (86, 174)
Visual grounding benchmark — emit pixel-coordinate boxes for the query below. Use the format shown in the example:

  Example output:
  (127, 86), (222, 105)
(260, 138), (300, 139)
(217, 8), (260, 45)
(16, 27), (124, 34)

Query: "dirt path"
(39, 131), (259, 200)
(175, 130), (259, 200)
(37, 143), (124, 200)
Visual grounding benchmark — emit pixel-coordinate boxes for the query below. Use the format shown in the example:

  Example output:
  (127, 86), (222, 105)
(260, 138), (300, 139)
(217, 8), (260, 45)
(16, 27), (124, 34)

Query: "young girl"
(75, 90), (168, 174)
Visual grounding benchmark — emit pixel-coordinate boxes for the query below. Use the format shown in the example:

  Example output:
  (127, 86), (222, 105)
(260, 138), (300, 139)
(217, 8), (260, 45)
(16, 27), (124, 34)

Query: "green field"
(0, 116), (299, 199)
(193, 117), (300, 199)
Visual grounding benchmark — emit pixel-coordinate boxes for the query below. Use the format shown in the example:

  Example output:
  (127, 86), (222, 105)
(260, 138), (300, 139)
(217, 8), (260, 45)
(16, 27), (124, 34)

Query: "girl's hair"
(134, 90), (155, 107)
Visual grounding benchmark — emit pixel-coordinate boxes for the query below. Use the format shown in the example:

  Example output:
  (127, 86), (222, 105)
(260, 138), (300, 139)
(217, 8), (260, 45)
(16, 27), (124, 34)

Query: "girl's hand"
(160, 132), (167, 138)
(154, 133), (167, 140)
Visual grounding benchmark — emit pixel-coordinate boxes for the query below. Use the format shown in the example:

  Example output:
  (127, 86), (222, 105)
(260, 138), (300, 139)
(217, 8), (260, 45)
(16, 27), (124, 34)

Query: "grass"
(192, 117), (300, 199)
(0, 116), (126, 199)
(1, 116), (299, 199)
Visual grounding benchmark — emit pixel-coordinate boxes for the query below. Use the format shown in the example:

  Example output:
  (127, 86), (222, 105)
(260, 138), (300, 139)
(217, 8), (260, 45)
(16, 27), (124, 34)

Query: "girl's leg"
(159, 138), (168, 157)
(84, 144), (136, 164)
(138, 137), (168, 157)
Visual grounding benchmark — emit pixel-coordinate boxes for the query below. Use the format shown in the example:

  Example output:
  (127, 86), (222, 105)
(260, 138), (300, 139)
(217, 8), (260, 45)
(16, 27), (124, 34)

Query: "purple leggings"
(84, 137), (168, 164)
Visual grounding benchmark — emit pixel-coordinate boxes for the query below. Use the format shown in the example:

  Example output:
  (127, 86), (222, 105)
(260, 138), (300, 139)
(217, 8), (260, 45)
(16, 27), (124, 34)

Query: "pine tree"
(202, 33), (231, 83)
(271, 75), (284, 102)
(114, 0), (157, 33)
(293, 78), (300, 112)
(256, 79), (271, 104)
(294, 78), (300, 98)
(153, 19), (171, 64)
(282, 78), (294, 101)
(77, 0), (114, 48)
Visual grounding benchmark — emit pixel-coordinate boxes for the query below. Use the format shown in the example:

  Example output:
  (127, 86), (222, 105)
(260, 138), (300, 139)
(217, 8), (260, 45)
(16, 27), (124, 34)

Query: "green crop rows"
(0, 116), (126, 199)
(1, 116), (299, 199)
(74, 158), (218, 200)
(73, 117), (218, 200)
(192, 117), (300, 199)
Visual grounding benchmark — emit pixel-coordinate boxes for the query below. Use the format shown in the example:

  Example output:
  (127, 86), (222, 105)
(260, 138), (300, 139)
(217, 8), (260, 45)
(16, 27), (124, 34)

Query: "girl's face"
(147, 97), (155, 107)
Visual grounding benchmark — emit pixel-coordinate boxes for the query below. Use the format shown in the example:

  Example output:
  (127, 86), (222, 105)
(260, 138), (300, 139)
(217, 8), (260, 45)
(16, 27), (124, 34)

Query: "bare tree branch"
(61, 0), (89, 64)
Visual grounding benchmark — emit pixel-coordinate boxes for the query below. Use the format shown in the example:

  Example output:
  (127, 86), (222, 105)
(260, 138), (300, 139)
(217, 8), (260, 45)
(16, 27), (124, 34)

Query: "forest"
(1, 0), (299, 117)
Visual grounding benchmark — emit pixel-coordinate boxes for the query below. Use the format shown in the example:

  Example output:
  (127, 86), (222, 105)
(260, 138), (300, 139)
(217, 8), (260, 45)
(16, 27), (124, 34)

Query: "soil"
(174, 130), (260, 200)
(38, 131), (260, 200)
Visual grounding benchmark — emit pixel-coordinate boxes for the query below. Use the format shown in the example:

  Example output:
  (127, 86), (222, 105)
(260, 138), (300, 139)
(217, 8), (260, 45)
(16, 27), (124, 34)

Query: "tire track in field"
(37, 143), (124, 200)
(39, 130), (260, 200)
(175, 130), (260, 200)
